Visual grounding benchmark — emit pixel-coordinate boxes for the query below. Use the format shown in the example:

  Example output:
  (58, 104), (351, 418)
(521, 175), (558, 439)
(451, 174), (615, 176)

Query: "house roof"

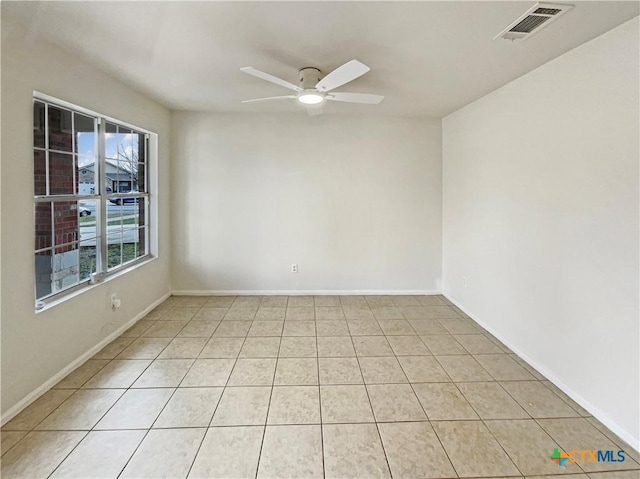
(78, 160), (135, 178)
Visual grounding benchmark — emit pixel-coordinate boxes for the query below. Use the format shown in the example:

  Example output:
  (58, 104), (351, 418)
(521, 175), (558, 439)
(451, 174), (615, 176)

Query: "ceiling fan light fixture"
(297, 92), (324, 105)
(240, 60), (384, 114)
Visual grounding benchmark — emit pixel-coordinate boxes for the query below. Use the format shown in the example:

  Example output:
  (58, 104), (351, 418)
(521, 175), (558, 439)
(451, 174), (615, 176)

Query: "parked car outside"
(109, 192), (140, 205)
(79, 201), (94, 217)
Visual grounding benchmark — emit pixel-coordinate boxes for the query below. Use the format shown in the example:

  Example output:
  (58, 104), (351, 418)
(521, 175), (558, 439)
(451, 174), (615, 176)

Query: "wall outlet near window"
(291, 264), (298, 273)
(110, 293), (121, 310)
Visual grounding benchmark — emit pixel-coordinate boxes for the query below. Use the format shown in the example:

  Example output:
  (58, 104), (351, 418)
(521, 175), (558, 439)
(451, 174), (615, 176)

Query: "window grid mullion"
(35, 195), (99, 202)
(71, 112), (76, 196)
(97, 117), (107, 276)
(144, 135), (150, 256)
(44, 103), (55, 268)
(44, 103), (50, 197)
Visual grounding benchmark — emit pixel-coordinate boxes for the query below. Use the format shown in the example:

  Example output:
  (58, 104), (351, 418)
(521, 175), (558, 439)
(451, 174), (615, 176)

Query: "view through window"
(33, 96), (151, 306)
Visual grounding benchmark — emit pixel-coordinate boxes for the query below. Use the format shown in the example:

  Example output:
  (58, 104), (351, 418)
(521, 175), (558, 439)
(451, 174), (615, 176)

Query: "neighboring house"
(78, 160), (138, 194)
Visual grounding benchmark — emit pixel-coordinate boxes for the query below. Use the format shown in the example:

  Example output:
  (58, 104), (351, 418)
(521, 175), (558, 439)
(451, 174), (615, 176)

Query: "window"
(33, 95), (152, 308)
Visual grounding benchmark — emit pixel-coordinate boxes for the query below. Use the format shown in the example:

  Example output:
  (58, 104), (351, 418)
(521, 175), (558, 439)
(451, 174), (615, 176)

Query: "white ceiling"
(4, 1), (639, 117)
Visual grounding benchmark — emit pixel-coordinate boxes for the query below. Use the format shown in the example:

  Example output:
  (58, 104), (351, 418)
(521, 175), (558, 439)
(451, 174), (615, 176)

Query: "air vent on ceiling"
(495, 3), (573, 41)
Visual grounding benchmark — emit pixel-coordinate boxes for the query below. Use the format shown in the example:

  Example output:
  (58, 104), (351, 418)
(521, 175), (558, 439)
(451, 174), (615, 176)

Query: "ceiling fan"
(240, 59), (384, 116)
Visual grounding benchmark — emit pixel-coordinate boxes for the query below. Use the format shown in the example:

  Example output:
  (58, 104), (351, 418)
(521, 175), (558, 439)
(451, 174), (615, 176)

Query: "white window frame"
(34, 92), (158, 311)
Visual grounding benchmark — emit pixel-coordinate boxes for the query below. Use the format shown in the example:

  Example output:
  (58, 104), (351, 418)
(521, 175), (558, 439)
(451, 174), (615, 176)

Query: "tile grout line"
(450, 383), (527, 477)
(347, 323), (395, 478)
(383, 312), (461, 479)
(184, 296), (251, 479)
(43, 337), (166, 477)
(532, 416), (593, 475)
(426, 308), (596, 477)
(313, 296), (327, 479)
(253, 295), (286, 479)
(115, 300), (216, 478)
(385, 301), (558, 478)
(14, 299), (303, 463)
(26, 417), (634, 431)
(421, 308), (529, 478)
(110, 299), (210, 478)
(450, 344), (609, 474)
(43, 430), (91, 479)
(531, 416), (640, 474)
(32, 306), (186, 478)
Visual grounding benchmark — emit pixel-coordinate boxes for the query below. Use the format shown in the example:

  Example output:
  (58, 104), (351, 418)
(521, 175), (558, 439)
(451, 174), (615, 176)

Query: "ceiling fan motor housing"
(299, 67), (322, 89)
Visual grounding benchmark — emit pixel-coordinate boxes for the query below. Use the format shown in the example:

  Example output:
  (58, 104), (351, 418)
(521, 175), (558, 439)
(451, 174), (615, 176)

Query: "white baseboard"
(444, 293), (640, 454)
(0, 291), (171, 427)
(171, 289), (442, 296)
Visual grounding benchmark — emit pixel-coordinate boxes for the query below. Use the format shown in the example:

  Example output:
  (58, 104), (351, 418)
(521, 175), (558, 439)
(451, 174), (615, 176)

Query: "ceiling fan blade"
(315, 60), (370, 92)
(240, 67), (302, 92)
(241, 95), (296, 103)
(306, 104), (323, 116)
(327, 92), (384, 104)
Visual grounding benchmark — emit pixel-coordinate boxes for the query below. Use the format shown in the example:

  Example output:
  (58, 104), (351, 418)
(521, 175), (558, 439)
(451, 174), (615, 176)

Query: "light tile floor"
(2, 295), (639, 478)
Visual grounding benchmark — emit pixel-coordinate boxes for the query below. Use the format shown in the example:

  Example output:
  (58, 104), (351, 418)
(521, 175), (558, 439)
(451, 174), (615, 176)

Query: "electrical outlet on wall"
(463, 277), (467, 287)
(110, 293), (121, 310)
(291, 264), (298, 273)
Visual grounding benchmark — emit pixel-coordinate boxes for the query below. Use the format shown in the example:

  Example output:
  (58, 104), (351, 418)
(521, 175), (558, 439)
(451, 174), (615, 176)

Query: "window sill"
(35, 256), (157, 314)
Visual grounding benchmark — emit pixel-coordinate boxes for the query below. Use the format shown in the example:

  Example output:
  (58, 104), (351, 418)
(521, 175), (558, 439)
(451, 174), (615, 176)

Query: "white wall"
(1, 19), (172, 417)
(443, 17), (639, 446)
(171, 113), (442, 293)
